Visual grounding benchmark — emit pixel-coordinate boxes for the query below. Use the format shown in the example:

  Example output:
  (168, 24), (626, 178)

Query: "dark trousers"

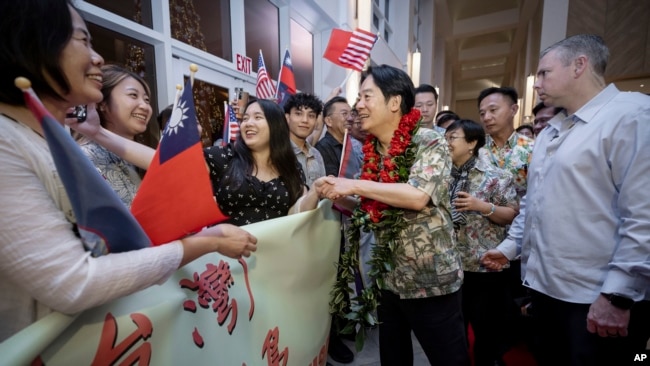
(462, 271), (515, 366)
(377, 289), (470, 366)
(531, 290), (650, 366)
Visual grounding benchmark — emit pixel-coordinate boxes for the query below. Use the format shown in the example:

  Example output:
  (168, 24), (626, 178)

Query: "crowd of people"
(0, 1), (648, 365)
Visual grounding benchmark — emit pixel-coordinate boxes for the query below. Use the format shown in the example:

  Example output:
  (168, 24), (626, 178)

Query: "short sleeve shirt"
(380, 128), (463, 299)
(454, 159), (519, 272)
(479, 132), (533, 199)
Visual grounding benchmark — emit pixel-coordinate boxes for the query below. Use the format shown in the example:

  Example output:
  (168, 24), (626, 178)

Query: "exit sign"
(236, 53), (252, 75)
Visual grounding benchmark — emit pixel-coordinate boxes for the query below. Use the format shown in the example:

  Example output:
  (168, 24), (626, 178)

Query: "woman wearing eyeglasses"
(445, 119), (519, 366)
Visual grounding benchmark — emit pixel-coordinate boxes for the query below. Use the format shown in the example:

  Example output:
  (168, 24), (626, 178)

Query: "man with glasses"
(316, 96), (354, 177)
(532, 102), (561, 137)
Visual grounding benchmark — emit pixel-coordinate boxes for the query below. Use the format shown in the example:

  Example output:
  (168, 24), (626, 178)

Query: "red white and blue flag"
(334, 129), (362, 217)
(20, 82), (150, 256)
(222, 103), (239, 146)
(131, 79), (228, 245)
(256, 50), (276, 100)
(323, 28), (378, 72)
(275, 48), (296, 108)
(338, 129), (361, 180)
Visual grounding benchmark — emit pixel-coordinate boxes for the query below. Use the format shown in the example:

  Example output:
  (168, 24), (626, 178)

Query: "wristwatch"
(601, 293), (635, 310)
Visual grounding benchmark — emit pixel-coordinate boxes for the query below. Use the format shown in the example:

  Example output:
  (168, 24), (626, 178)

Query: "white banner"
(0, 201), (341, 366)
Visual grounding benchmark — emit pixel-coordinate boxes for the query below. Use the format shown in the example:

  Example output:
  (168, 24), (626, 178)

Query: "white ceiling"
(429, 0), (650, 107)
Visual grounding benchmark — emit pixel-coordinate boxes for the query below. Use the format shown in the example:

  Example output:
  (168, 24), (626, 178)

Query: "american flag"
(323, 28), (378, 72)
(256, 49), (276, 100)
(222, 103), (239, 146)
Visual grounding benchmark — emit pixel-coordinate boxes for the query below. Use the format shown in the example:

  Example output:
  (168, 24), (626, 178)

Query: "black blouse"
(203, 144), (303, 226)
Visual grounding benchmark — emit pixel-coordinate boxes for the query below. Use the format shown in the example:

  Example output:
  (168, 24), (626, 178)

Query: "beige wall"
(453, 99), (481, 124)
(566, 0), (650, 82)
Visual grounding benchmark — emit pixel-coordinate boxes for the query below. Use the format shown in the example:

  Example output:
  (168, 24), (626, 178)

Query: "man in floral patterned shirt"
(478, 86), (533, 200)
(477, 86), (534, 357)
(316, 65), (469, 365)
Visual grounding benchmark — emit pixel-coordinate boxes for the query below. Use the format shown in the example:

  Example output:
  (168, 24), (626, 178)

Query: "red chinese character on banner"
(261, 327), (289, 366)
(180, 260), (238, 334)
(92, 312), (153, 366)
(309, 338), (329, 366)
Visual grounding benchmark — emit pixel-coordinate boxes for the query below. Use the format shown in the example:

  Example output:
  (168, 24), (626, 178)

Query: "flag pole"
(339, 70), (355, 90)
(189, 63), (198, 87)
(274, 48), (288, 100)
(338, 127), (350, 176)
(172, 84), (182, 109)
(222, 101), (229, 147)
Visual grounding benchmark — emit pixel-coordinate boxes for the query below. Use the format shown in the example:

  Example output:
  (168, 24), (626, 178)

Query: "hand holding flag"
(131, 77), (228, 245)
(15, 77), (150, 256)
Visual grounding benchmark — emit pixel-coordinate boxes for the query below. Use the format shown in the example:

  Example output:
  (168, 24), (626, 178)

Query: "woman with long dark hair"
(204, 99), (319, 225)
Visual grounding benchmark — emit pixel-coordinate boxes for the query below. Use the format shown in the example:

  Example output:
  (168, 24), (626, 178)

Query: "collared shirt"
(512, 84), (650, 303)
(454, 158), (518, 272)
(479, 132), (534, 199)
(381, 128), (463, 299)
(314, 132), (343, 177)
(291, 139), (326, 187)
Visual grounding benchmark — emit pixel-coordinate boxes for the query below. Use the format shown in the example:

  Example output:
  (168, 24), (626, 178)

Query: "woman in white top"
(0, 0), (257, 342)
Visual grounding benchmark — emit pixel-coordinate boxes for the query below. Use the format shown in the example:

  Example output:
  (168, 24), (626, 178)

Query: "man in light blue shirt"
(481, 34), (650, 365)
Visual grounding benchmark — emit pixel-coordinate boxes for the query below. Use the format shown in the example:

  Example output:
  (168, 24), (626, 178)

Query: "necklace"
(330, 108), (420, 348)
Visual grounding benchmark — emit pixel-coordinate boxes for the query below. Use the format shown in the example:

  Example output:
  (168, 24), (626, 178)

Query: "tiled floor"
(327, 328), (429, 366)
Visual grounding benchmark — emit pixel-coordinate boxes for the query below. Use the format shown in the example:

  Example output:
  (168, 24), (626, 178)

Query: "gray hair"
(540, 34), (609, 76)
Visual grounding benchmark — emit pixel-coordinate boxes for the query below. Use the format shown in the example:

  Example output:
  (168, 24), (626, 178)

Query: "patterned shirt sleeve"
(407, 130), (451, 206)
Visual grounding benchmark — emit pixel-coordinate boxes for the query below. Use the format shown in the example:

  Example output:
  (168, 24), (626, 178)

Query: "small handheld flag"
(275, 48), (296, 108)
(256, 50), (276, 100)
(16, 77), (150, 256)
(334, 129), (362, 217)
(323, 28), (378, 72)
(222, 102), (239, 146)
(131, 78), (228, 245)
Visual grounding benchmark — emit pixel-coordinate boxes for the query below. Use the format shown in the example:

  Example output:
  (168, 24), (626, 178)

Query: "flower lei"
(330, 108), (421, 350)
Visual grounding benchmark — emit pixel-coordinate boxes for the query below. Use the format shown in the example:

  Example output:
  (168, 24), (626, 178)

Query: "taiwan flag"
(275, 48), (296, 108)
(131, 79), (228, 245)
(19, 79), (150, 256)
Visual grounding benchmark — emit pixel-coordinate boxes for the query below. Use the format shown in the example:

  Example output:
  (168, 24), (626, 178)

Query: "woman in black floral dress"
(204, 99), (320, 225)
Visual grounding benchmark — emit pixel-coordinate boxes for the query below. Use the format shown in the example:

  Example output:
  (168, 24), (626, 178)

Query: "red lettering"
(179, 261), (238, 334)
(238, 258), (255, 320)
(91, 312), (153, 366)
(192, 327), (204, 348)
(237, 54), (244, 72)
(261, 327), (289, 366)
(309, 338), (329, 366)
